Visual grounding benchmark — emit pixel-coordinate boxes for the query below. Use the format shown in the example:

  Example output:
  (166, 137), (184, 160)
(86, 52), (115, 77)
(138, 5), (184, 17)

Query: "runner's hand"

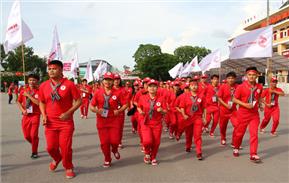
(59, 112), (70, 120)
(42, 115), (47, 126)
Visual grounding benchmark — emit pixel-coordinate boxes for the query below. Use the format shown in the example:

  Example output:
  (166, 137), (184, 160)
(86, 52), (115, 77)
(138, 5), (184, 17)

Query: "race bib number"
(27, 106), (33, 114)
(228, 101), (233, 109)
(271, 101), (275, 106)
(212, 96), (217, 102)
(252, 101), (257, 107)
(101, 109), (109, 118)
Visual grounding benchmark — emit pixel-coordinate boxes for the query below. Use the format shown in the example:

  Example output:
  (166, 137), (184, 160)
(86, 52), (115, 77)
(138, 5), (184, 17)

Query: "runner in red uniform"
(232, 67), (263, 163)
(39, 60), (81, 179)
(79, 79), (92, 119)
(17, 74), (41, 159)
(138, 79), (167, 165)
(179, 78), (205, 160)
(260, 77), (285, 136)
(90, 72), (128, 168)
(217, 72), (238, 146)
(204, 74), (220, 137)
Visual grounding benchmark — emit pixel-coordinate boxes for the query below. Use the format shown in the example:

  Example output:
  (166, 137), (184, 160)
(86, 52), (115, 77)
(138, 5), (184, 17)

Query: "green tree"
(4, 45), (47, 75)
(133, 44), (178, 80)
(174, 46), (211, 63)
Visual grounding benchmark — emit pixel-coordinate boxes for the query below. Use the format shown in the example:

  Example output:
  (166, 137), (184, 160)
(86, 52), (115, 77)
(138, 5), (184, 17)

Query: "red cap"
(271, 77), (278, 82)
(201, 74), (208, 78)
(133, 80), (139, 86)
(147, 79), (158, 86)
(192, 75), (200, 81)
(114, 73), (121, 79)
(143, 77), (151, 83)
(103, 72), (114, 79)
(173, 81), (180, 86)
(181, 82), (190, 90)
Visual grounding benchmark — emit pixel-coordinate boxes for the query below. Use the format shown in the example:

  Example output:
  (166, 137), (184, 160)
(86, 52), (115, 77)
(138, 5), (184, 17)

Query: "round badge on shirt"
(34, 94), (38, 99)
(156, 102), (161, 107)
(197, 98), (202, 103)
(257, 89), (260, 93)
(112, 95), (117, 100)
(60, 85), (66, 90)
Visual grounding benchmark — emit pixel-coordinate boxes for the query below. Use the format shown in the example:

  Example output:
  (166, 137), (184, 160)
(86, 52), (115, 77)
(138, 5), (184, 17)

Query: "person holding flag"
(232, 66), (263, 163)
(260, 77), (285, 136)
(137, 79), (167, 165)
(90, 72), (128, 168)
(79, 79), (92, 119)
(17, 74), (40, 159)
(38, 60), (81, 179)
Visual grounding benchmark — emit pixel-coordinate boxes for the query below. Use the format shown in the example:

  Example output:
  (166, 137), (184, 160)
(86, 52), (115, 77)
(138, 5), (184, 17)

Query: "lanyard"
(50, 80), (63, 103)
(230, 87), (235, 101)
(103, 94), (111, 110)
(148, 99), (156, 120)
(25, 89), (35, 109)
(190, 96), (198, 112)
(248, 87), (256, 104)
(270, 93), (275, 103)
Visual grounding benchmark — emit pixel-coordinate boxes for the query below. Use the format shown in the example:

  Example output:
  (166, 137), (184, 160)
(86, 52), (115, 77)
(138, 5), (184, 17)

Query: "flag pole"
(21, 42), (26, 85)
(266, 0), (272, 86)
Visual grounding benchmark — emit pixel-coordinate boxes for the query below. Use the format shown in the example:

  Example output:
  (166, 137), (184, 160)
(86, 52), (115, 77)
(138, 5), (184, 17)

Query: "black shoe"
(197, 153), (203, 160)
(31, 153), (38, 159)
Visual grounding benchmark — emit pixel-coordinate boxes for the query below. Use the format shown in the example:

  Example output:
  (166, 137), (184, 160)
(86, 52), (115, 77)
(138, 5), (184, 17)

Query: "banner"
(229, 26), (273, 59)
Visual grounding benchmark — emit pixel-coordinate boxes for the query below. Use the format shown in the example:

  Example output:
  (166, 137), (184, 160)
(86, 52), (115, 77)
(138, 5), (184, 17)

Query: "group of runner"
(14, 60), (285, 179)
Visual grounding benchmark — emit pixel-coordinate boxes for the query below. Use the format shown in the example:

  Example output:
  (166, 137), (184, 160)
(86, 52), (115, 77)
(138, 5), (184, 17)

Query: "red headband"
(246, 70), (258, 74)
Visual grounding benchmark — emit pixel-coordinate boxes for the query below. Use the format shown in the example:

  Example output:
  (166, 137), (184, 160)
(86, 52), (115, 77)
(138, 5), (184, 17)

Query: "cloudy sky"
(1, 0), (283, 70)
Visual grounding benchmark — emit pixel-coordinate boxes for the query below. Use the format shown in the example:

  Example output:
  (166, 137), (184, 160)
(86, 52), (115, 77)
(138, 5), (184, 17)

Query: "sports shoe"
(231, 144), (243, 149)
(144, 154), (151, 164)
(65, 169), (75, 179)
(30, 153), (39, 159)
(250, 155), (261, 163)
(113, 151), (121, 160)
(233, 149), (239, 157)
(203, 127), (209, 133)
(103, 161), (111, 168)
(49, 160), (61, 172)
(270, 132), (278, 137)
(221, 140), (226, 146)
(169, 133), (174, 139)
(185, 148), (191, 153)
(197, 153), (203, 160)
(151, 159), (158, 166)
(118, 144), (123, 149)
(80, 115), (84, 119)
(260, 129), (265, 134)
(85, 116), (88, 119)
(209, 133), (215, 138)
(141, 146), (145, 153)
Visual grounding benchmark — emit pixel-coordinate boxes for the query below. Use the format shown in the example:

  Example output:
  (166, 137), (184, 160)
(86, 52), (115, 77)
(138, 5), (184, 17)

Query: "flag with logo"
(229, 26), (273, 59)
(84, 61), (94, 83)
(4, 0), (33, 53)
(199, 49), (221, 72)
(48, 26), (62, 63)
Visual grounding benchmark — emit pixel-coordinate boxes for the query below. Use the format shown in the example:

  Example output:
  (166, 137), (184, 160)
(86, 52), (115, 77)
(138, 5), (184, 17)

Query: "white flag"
(199, 49), (221, 72)
(84, 61), (94, 83)
(179, 62), (189, 77)
(229, 26), (273, 59)
(180, 56), (201, 77)
(168, 62), (183, 78)
(4, 0), (33, 53)
(48, 26), (62, 63)
(70, 51), (79, 78)
(93, 61), (103, 81)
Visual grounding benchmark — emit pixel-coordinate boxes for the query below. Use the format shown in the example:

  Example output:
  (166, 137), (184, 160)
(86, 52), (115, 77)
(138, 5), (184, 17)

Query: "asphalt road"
(1, 93), (288, 183)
